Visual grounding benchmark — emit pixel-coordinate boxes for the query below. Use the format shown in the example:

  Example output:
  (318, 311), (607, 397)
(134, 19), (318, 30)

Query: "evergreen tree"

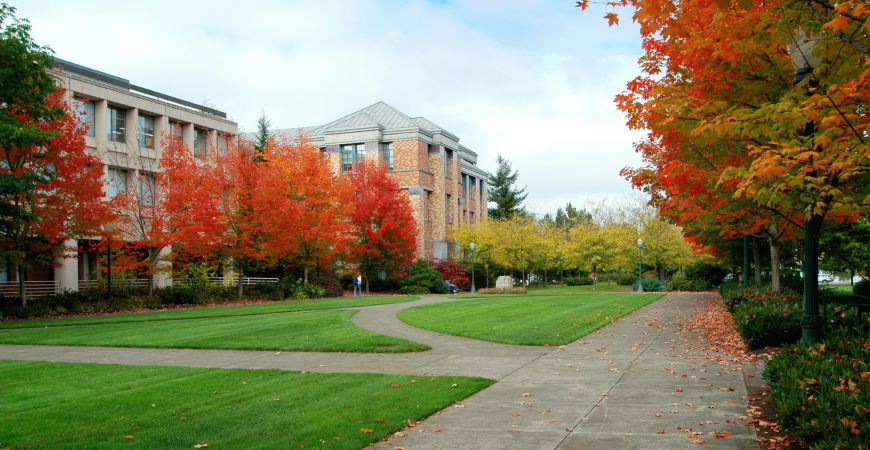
(487, 155), (527, 220)
(253, 110), (270, 154)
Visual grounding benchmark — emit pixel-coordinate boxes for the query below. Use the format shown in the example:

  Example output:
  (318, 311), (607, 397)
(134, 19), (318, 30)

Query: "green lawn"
(824, 285), (855, 295)
(0, 295), (420, 330)
(459, 283), (630, 297)
(398, 293), (663, 346)
(0, 310), (429, 353)
(0, 360), (494, 450)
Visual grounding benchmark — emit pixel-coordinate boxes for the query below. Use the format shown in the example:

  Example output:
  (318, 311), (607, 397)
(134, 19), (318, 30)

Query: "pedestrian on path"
(352, 276), (362, 297)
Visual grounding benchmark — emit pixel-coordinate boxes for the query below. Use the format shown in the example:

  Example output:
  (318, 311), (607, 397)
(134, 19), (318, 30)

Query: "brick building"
(275, 102), (489, 261)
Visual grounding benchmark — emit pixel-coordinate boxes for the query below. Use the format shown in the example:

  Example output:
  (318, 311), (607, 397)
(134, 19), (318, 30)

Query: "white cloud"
(20, 0), (648, 215)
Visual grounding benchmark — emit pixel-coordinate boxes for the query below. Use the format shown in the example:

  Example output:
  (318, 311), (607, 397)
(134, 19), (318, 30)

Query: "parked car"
(818, 274), (833, 284)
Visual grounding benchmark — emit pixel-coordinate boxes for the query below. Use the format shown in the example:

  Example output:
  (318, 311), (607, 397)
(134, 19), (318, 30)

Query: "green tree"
(253, 110), (270, 156)
(0, 4), (62, 234)
(487, 155), (527, 220)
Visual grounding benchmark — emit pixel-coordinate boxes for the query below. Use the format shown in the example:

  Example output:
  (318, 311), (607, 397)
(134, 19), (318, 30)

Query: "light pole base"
(800, 314), (824, 345)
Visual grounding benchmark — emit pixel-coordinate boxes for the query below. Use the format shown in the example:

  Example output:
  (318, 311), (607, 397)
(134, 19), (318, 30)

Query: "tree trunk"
(607, 270), (611, 289)
(237, 265), (244, 298)
(149, 276), (154, 297)
(303, 265), (309, 286)
(18, 265), (26, 306)
(851, 269), (855, 286)
(753, 237), (763, 285)
(486, 266), (490, 288)
(365, 277), (369, 294)
(544, 268), (547, 288)
(560, 264), (564, 286)
(770, 238), (781, 293)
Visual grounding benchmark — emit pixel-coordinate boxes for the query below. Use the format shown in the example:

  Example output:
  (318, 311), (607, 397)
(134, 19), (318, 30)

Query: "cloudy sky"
(20, 0), (647, 216)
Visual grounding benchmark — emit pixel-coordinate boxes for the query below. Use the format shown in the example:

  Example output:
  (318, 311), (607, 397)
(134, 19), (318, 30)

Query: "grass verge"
(0, 310), (429, 353)
(0, 295), (420, 330)
(398, 293), (663, 345)
(0, 360), (494, 449)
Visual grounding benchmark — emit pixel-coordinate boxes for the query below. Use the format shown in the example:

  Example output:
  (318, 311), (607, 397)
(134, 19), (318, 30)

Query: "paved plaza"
(0, 293), (762, 449)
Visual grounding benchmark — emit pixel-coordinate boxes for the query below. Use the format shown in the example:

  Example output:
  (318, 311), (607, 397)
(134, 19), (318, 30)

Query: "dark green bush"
(156, 285), (198, 304)
(366, 277), (401, 292)
(764, 325), (870, 449)
(853, 279), (870, 297)
(400, 259), (444, 294)
(667, 274), (711, 292)
(683, 262), (728, 287)
(618, 274), (638, 286)
(564, 276), (592, 286)
(398, 286), (430, 295)
(632, 278), (664, 292)
(720, 284), (797, 313)
(733, 300), (802, 349)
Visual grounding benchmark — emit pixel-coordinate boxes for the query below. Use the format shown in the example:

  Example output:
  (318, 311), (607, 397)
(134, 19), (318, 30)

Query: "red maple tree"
(346, 159), (417, 293)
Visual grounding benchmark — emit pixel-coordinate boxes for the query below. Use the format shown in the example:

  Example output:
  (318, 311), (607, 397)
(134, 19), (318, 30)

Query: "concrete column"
(126, 107), (139, 154)
(154, 245), (172, 288)
(102, 164), (111, 200)
(94, 100), (108, 153)
(153, 115), (167, 161)
(207, 128), (217, 155)
(54, 240), (79, 293)
(182, 123), (194, 152)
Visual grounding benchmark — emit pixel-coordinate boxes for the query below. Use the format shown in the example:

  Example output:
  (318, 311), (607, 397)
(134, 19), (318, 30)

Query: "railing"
(171, 277), (278, 286)
(0, 280), (60, 298)
(78, 279), (152, 290)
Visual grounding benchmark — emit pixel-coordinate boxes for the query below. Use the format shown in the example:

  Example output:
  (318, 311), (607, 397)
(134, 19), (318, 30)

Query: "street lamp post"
(637, 238), (644, 293)
(470, 242), (476, 294)
(789, 28), (824, 344)
(105, 223), (114, 301)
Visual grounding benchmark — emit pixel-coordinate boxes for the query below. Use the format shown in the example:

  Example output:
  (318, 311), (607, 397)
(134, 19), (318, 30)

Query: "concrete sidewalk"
(0, 292), (760, 449)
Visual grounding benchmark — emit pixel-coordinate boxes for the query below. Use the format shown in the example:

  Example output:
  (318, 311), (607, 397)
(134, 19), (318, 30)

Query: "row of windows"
(108, 167), (156, 206)
(461, 174), (486, 201)
(340, 143), (394, 173)
(73, 98), (222, 157)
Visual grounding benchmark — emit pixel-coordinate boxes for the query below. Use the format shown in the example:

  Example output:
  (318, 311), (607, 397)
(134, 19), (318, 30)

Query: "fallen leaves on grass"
(193, 445), (208, 449)
(390, 384), (401, 388)
(360, 428), (373, 433)
(375, 418), (386, 423)
(125, 436), (134, 439)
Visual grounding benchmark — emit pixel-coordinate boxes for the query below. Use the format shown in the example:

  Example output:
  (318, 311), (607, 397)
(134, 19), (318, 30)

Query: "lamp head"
(104, 223), (115, 233)
(788, 28), (822, 77)
(470, 242), (475, 252)
(637, 238), (643, 249)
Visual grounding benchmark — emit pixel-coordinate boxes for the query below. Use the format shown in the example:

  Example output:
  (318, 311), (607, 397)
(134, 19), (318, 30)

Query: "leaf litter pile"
(686, 298), (808, 449)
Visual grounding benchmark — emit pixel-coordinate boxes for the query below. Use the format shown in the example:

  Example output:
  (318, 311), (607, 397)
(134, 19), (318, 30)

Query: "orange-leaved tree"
(162, 135), (296, 297)
(346, 159), (417, 293)
(272, 132), (351, 285)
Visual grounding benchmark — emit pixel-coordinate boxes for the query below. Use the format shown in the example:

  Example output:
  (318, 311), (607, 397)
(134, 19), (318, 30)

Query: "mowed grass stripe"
(398, 293), (663, 346)
(0, 310), (430, 353)
(0, 295), (421, 330)
(0, 360), (494, 450)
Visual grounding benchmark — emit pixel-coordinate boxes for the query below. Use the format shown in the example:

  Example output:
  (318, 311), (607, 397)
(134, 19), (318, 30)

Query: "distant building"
(273, 102), (489, 261)
(12, 59), (239, 295)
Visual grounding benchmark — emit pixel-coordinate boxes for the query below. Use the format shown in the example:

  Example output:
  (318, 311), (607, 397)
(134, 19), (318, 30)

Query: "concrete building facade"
(276, 102), (488, 261)
(14, 59), (239, 294)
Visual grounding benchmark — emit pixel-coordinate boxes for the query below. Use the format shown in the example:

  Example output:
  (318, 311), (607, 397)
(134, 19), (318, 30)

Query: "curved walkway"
(0, 293), (761, 449)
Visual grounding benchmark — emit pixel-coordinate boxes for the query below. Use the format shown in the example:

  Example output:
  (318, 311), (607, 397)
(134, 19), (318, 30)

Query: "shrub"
(400, 259), (445, 294)
(156, 285), (197, 304)
(667, 274), (711, 292)
(853, 279), (870, 297)
(366, 277), (401, 293)
(633, 278), (664, 292)
(312, 276), (343, 298)
(618, 274), (638, 286)
(683, 262), (728, 287)
(398, 286), (430, 295)
(764, 326), (870, 449)
(476, 288), (505, 294)
(733, 300), (802, 349)
(564, 276), (592, 286)
(720, 284), (797, 313)
(507, 287), (527, 294)
(431, 260), (471, 290)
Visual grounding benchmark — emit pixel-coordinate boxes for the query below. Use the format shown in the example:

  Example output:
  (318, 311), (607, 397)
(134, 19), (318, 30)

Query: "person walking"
(352, 275), (362, 297)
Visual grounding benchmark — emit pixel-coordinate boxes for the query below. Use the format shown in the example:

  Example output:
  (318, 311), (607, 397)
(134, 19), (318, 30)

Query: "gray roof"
(274, 101), (462, 141)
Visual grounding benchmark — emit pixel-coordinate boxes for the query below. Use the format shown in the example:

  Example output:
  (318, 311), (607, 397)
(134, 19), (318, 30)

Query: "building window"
(138, 114), (155, 149)
(139, 173), (156, 207)
(107, 105), (126, 143)
(194, 128), (207, 158)
(425, 192), (431, 220)
(216, 132), (229, 154)
(470, 211), (475, 223)
(381, 142), (393, 171)
(341, 144), (364, 173)
(480, 180), (485, 201)
(444, 150), (451, 176)
(462, 174), (468, 197)
(73, 97), (95, 137)
(108, 167), (128, 198)
(168, 120), (183, 141)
